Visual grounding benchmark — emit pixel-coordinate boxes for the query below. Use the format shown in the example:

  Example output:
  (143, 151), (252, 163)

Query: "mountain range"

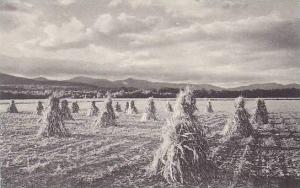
(1, 72), (299, 91)
(66, 76), (223, 90)
(0, 73), (95, 88)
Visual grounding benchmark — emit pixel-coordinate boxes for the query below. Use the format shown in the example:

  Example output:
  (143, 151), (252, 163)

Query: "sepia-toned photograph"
(0, 0), (299, 187)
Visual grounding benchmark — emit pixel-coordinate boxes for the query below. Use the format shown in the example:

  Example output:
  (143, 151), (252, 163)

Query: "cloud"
(108, 0), (153, 9)
(22, 12), (161, 50)
(0, 53), (156, 80)
(202, 13), (300, 51)
(128, 0), (153, 9)
(31, 17), (92, 49)
(0, 0), (299, 86)
(0, 0), (38, 32)
(15, 41), (155, 71)
(56, 0), (76, 6)
(1, 52), (298, 87)
(93, 13), (160, 35)
(0, 0), (33, 12)
(93, 14), (114, 34)
(108, 0), (123, 7)
(119, 11), (300, 53)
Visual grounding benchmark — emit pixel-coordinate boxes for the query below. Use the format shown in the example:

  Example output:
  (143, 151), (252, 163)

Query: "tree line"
(1, 88), (300, 99)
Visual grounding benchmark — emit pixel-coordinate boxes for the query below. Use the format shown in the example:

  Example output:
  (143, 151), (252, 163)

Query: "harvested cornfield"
(0, 99), (299, 187)
(210, 111), (300, 187)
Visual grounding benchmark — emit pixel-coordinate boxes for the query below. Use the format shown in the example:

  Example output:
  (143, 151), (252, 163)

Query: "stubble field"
(0, 99), (300, 187)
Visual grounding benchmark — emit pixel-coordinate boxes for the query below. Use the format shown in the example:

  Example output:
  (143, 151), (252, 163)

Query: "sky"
(0, 0), (299, 87)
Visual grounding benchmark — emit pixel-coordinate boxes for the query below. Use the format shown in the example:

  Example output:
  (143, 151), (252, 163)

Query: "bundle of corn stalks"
(36, 101), (44, 115)
(173, 87), (197, 118)
(124, 101), (129, 113)
(94, 95), (116, 127)
(141, 97), (157, 121)
(115, 102), (122, 112)
(72, 101), (80, 113)
(204, 100), (213, 113)
(7, 100), (18, 113)
(253, 98), (268, 124)
(60, 100), (73, 120)
(127, 100), (138, 115)
(105, 92), (115, 119)
(149, 87), (214, 184)
(166, 101), (173, 112)
(87, 101), (99, 117)
(222, 97), (253, 138)
(37, 96), (70, 137)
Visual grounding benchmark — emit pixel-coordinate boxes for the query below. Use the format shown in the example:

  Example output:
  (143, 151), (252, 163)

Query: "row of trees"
(1, 88), (300, 99)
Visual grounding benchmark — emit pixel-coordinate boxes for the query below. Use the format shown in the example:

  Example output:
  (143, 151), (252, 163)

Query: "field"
(1, 99), (300, 187)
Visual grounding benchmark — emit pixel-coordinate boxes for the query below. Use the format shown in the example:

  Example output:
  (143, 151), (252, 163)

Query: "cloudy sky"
(0, 0), (299, 87)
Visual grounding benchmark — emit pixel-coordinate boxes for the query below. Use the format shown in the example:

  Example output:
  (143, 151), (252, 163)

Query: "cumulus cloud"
(40, 17), (91, 47)
(19, 12), (161, 50)
(24, 17), (92, 49)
